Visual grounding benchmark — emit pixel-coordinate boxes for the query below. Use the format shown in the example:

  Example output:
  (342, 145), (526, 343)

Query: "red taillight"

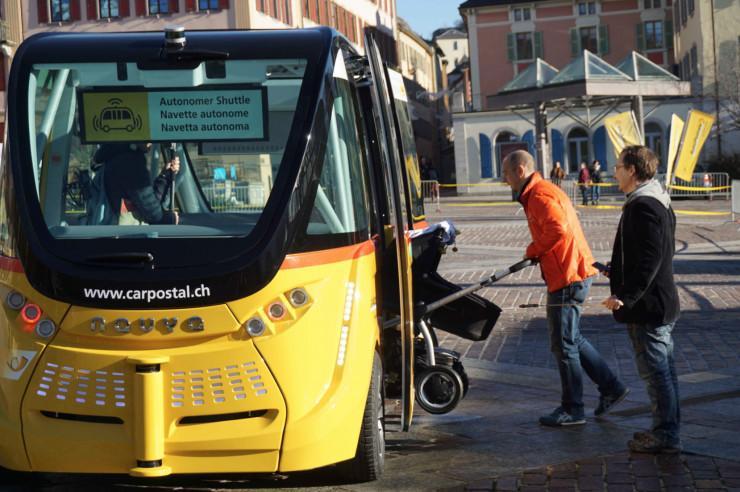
(21, 303), (42, 324)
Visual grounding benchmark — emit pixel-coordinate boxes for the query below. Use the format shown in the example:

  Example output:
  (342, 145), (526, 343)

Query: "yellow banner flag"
(604, 111), (643, 160)
(673, 110), (715, 182)
(665, 114), (684, 186)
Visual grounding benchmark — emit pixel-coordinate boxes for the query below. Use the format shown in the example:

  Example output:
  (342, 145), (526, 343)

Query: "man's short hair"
(504, 150), (535, 172)
(619, 145), (659, 181)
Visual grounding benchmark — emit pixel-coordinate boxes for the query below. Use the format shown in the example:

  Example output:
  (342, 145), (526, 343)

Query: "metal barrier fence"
(421, 180), (441, 211)
(202, 184), (264, 213)
(565, 172), (731, 203)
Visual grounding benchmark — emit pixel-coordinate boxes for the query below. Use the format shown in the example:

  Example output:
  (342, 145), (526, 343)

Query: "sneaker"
(539, 407), (586, 427)
(595, 387), (630, 417)
(628, 434), (682, 454)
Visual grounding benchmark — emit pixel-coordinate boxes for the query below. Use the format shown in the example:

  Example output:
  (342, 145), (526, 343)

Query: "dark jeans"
(580, 185), (589, 205)
(547, 277), (622, 417)
(628, 322), (680, 445)
(590, 185), (601, 203)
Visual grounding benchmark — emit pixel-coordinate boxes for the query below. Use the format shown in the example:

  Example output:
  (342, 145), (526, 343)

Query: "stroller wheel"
(452, 360), (470, 398)
(415, 365), (464, 415)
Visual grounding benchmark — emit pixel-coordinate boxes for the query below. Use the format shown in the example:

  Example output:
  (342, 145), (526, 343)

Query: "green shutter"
(598, 25), (609, 55)
(636, 23), (645, 52)
(534, 31), (544, 58)
(664, 19), (673, 51)
(507, 33), (516, 61)
(570, 28), (580, 57)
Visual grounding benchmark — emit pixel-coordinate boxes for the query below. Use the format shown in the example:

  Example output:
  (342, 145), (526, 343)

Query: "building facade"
(673, 0), (740, 157)
(461, 0), (675, 111)
(0, 0), (399, 133)
(397, 16), (440, 167)
(434, 28), (469, 74)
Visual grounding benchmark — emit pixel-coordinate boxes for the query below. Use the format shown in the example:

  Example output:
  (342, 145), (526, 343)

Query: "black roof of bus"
(15, 27), (335, 65)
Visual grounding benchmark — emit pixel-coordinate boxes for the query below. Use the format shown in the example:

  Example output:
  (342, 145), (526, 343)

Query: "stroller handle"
(419, 258), (535, 317)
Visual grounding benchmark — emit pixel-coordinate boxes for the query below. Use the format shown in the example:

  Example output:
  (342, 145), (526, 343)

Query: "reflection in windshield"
(29, 59), (307, 238)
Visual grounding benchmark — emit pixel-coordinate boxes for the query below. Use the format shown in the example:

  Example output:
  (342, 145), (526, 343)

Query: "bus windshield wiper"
(85, 252), (154, 267)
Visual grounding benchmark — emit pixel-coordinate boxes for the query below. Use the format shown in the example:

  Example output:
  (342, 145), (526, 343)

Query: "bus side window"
(307, 77), (371, 239)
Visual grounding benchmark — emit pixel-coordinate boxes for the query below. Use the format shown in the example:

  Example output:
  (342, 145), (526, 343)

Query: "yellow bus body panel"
(0, 241), (379, 475)
(228, 242), (379, 472)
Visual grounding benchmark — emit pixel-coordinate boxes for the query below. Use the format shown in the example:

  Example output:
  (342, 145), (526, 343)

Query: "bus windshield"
(26, 58), (308, 238)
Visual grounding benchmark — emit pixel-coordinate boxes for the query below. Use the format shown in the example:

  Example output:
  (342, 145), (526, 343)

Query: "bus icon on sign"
(92, 98), (143, 133)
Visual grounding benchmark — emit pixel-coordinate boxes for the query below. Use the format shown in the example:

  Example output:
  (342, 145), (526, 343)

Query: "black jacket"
(94, 144), (176, 225)
(609, 196), (680, 325)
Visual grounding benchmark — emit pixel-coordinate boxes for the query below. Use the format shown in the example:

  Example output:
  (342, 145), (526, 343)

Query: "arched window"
(566, 127), (589, 174)
(645, 122), (664, 171)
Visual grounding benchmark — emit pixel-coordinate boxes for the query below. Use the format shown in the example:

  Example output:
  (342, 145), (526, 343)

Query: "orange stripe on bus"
(0, 256), (24, 273)
(281, 240), (375, 269)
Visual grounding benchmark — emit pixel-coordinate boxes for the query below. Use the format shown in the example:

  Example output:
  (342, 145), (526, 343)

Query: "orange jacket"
(519, 172), (597, 292)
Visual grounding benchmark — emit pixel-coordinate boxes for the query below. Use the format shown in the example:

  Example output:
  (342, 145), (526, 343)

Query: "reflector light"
(267, 302), (286, 321)
(6, 291), (25, 310)
(21, 304), (42, 324)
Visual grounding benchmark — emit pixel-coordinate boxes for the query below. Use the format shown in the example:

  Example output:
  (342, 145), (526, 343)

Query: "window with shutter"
(185, 0), (196, 11)
(199, 0), (219, 10)
(50, 0), (72, 21)
(70, 0), (81, 20)
(38, 0), (50, 23)
(598, 25), (609, 55)
(99, 0), (120, 18)
(636, 23), (645, 52)
(168, 0), (178, 12)
(87, 0), (98, 19)
(119, 0), (129, 16)
(135, 0), (146, 15)
(506, 33), (515, 62)
(149, 0), (168, 14)
(663, 20), (672, 51)
(534, 32), (543, 59)
(570, 28), (580, 57)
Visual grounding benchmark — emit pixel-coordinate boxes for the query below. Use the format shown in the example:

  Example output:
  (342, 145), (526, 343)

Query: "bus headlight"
(6, 291), (26, 310)
(35, 319), (56, 338)
(288, 288), (308, 307)
(246, 316), (266, 337)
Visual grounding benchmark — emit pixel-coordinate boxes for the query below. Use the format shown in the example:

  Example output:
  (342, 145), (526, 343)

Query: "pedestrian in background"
(590, 160), (602, 205)
(577, 162), (591, 206)
(602, 145), (681, 454)
(502, 150), (628, 427)
(550, 161), (566, 187)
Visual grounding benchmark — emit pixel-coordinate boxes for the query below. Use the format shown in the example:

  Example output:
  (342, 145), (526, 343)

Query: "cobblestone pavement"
(1, 198), (738, 491)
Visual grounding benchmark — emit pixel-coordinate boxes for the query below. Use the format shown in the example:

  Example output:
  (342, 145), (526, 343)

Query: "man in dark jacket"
(94, 143), (178, 225)
(603, 145), (681, 454)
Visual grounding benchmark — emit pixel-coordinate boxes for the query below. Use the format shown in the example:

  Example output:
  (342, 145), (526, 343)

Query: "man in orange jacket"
(503, 150), (628, 426)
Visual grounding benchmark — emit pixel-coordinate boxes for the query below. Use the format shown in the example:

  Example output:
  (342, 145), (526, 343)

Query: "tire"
(415, 365), (464, 415)
(337, 351), (384, 482)
(452, 360), (470, 398)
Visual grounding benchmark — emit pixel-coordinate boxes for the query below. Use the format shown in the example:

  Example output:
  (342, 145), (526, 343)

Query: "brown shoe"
(628, 434), (681, 454)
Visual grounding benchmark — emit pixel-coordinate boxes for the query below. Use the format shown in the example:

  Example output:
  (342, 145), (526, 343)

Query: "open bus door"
(364, 35), (415, 431)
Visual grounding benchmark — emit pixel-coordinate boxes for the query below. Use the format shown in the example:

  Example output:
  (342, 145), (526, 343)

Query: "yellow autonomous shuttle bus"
(0, 27), (505, 481)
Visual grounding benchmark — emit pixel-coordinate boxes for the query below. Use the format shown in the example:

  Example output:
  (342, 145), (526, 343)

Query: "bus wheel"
(337, 351), (384, 482)
(415, 365), (464, 414)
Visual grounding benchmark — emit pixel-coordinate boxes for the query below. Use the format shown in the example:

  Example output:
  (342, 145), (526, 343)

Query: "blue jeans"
(547, 277), (622, 417)
(590, 185), (600, 203)
(580, 186), (589, 205)
(628, 322), (680, 445)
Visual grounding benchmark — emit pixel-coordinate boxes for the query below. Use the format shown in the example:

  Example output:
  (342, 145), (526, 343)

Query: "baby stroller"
(409, 222), (533, 414)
